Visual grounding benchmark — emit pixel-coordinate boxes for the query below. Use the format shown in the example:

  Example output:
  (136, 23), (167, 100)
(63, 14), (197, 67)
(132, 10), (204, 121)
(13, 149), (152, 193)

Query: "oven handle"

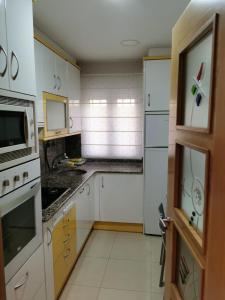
(24, 108), (32, 147)
(0, 180), (41, 217)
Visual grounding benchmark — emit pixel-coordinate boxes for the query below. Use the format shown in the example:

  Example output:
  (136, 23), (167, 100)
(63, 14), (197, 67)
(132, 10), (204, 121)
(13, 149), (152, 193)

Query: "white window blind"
(81, 74), (143, 159)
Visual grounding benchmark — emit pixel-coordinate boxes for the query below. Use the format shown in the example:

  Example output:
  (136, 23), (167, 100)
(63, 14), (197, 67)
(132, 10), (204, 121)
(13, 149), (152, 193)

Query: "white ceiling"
(33, 0), (190, 62)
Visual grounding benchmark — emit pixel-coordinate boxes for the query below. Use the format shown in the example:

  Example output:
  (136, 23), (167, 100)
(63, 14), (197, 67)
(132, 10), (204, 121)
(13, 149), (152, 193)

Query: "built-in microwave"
(43, 92), (68, 139)
(0, 95), (38, 171)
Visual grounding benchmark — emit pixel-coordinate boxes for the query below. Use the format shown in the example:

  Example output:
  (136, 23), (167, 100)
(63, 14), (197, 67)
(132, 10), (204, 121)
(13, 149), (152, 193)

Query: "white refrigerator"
(144, 113), (169, 235)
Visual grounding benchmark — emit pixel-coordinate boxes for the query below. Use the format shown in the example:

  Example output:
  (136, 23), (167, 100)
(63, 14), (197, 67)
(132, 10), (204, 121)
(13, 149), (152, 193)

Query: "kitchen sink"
(57, 169), (87, 176)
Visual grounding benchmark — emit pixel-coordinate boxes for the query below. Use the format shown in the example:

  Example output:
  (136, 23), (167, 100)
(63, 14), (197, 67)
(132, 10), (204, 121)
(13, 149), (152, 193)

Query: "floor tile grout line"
(96, 231), (118, 299)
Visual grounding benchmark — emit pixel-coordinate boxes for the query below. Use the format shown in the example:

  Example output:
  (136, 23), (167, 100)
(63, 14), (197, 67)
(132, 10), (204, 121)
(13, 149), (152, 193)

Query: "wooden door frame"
(0, 222), (6, 300)
(165, 1), (225, 299)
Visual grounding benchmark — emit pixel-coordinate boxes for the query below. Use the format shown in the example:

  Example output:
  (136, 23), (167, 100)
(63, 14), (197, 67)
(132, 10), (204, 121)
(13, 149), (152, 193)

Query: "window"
(81, 74), (143, 159)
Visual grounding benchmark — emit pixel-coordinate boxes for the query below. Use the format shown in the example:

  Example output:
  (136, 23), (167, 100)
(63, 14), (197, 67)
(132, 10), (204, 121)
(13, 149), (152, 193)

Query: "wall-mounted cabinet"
(67, 63), (81, 134)
(34, 39), (81, 130)
(144, 59), (170, 112)
(0, 0), (36, 95)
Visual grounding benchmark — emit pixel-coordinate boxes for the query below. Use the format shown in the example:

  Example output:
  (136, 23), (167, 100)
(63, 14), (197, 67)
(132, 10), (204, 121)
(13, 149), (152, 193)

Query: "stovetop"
(41, 187), (68, 210)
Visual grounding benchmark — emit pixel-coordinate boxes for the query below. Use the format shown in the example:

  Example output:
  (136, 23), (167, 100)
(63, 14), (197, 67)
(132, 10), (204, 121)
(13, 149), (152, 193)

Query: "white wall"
(80, 61), (143, 159)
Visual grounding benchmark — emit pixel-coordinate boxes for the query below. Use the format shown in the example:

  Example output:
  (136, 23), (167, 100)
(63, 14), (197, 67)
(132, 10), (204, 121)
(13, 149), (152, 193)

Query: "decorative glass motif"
(180, 146), (206, 234)
(176, 235), (202, 300)
(182, 32), (213, 128)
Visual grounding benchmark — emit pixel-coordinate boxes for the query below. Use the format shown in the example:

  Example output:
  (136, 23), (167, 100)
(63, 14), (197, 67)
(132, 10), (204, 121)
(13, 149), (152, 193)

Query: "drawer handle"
(14, 272), (29, 290)
(64, 248), (71, 258)
(63, 237), (71, 244)
(69, 116), (73, 129)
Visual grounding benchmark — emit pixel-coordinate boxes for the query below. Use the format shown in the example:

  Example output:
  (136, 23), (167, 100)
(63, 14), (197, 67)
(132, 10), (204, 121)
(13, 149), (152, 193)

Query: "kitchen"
(1, 1), (225, 300)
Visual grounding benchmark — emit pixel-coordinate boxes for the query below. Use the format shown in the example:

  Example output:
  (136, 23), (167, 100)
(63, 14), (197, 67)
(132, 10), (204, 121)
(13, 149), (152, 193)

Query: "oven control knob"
(23, 172), (29, 179)
(3, 180), (10, 187)
(14, 175), (20, 182)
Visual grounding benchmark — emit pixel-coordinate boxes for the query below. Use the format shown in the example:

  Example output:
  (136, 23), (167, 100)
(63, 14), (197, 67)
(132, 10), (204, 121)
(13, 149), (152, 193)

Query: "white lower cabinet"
(6, 245), (46, 300)
(43, 180), (94, 300)
(73, 177), (94, 253)
(33, 282), (46, 300)
(97, 174), (143, 223)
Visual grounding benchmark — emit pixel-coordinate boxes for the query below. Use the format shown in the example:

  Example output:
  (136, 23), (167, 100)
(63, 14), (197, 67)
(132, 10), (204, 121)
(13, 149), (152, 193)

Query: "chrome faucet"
(51, 153), (69, 170)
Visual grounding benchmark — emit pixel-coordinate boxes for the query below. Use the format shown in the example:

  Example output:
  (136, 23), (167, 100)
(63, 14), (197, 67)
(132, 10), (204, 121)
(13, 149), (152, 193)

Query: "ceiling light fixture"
(120, 40), (140, 47)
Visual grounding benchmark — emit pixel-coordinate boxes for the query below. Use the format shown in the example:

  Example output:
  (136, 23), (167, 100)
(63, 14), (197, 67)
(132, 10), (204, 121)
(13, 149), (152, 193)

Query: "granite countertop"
(41, 160), (143, 222)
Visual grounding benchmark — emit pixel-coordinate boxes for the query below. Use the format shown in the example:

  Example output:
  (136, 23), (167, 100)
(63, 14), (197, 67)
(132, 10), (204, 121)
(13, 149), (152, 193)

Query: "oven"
(0, 95), (38, 171)
(0, 160), (42, 283)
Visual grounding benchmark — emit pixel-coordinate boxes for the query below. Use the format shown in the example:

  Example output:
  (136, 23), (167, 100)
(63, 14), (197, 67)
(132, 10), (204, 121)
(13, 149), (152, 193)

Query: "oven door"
(0, 178), (42, 283)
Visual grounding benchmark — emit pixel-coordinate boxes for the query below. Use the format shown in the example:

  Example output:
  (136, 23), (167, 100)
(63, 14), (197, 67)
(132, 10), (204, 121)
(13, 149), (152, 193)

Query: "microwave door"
(0, 105), (27, 154)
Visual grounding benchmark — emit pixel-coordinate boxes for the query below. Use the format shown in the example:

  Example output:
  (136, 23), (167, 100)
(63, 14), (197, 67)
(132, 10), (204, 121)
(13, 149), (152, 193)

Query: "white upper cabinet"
(34, 40), (44, 124)
(55, 55), (67, 96)
(67, 63), (80, 100)
(67, 63), (81, 133)
(41, 44), (57, 95)
(0, 0), (9, 90)
(5, 0), (36, 95)
(144, 59), (170, 112)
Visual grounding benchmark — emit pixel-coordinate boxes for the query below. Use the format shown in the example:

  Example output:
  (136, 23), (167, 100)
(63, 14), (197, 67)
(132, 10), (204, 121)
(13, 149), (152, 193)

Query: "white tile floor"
(60, 230), (164, 300)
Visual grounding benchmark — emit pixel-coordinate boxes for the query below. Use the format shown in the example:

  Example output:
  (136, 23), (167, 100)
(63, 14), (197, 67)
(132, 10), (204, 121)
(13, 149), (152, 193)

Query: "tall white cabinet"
(0, 0), (8, 90)
(143, 57), (170, 235)
(144, 59), (170, 112)
(0, 0), (36, 95)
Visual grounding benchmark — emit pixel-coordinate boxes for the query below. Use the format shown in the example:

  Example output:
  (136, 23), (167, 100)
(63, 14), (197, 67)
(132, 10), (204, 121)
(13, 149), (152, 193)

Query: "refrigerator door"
(144, 148), (168, 235)
(145, 114), (169, 147)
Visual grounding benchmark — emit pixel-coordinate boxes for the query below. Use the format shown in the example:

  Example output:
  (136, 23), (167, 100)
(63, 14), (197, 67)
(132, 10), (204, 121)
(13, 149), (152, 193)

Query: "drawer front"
(6, 245), (45, 300)
(53, 243), (76, 298)
(52, 207), (77, 262)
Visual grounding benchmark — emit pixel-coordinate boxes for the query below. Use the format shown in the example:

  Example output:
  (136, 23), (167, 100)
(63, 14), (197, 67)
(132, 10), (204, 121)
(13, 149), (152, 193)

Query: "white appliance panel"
(145, 114), (169, 147)
(144, 148), (168, 235)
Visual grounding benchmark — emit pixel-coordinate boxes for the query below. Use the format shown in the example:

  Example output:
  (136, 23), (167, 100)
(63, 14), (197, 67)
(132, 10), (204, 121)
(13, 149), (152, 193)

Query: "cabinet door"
(55, 55), (67, 96)
(68, 101), (82, 133)
(100, 174), (143, 223)
(6, 246), (45, 300)
(75, 186), (91, 252)
(34, 40), (44, 125)
(67, 64), (81, 133)
(67, 63), (80, 100)
(5, 0), (36, 95)
(144, 114), (169, 147)
(42, 45), (57, 94)
(144, 60), (170, 112)
(43, 222), (54, 300)
(0, 0), (9, 90)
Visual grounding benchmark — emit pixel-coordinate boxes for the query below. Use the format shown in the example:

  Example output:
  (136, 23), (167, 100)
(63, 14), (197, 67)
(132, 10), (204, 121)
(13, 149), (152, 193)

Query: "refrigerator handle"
(148, 93), (150, 107)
